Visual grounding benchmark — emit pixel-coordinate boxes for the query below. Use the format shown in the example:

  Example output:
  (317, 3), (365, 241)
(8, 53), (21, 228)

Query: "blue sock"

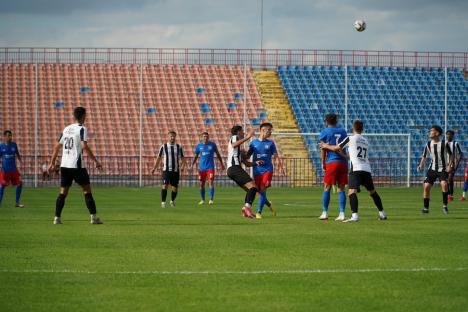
(338, 191), (346, 213)
(322, 190), (330, 212)
(464, 181), (468, 192)
(258, 192), (267, 214)
(209, 187), (214, 200)
(0, 186), (4, 205)
(200, 188), (205, 201)
(16, 184), (22, 204)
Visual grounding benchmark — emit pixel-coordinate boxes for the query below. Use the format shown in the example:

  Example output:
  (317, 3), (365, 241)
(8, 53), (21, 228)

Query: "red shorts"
(254, 171), (273, 190)
(323, 162), (348, 186)
(198, 169), (215, 182)
(465, 165), (468, 179)
(0, 169), (22, 186)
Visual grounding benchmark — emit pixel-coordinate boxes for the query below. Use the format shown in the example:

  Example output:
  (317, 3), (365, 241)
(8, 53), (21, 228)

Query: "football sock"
(171, 191), (178, 201)
(161, 189), (168, 202)
(55, 194), (66, 217)
(245, 187), (258, 206)
(257, 191), (267, 214)
(15, 184), (22, 204)
(200, 188), (205, 201)
(442, 192), (448, 206)
(463, 181), (468, 193)
(338, 191), (346, 213)
(449, 180), (454, 196)
(349, 193), (358, 214)
(370, 192), (384, 211)
(84, 193), (97, 215)
(0, 186), (4, 205)
(322, 190), (330, 212)
(209, 187), (214, 200)
(423, 197), (430, 209)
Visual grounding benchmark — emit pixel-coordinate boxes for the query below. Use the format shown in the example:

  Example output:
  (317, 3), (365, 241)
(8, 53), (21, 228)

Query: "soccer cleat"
(161, 202), (166, 208)
(15, 203), (25, 208)
(442, 207), (449, 215)
(421, 208), (429, 214)
(208, 200), (214, 205)
(460, 196), (466, 201)
(343, 216), (359, 222)
(242, 206), (254, 218)
(378, 212), (388, 220)
(170, 201), (175, 208)
(335, 213), (345, 221)
(53, 217), (62, 225)
(255, 213), (262, 219)
(448, 195), (454, 202)
(90, 216), (103, 224)
(268, 202), (277, 217)
(198, 200), (205, 205)
(319, 212), (328, 220)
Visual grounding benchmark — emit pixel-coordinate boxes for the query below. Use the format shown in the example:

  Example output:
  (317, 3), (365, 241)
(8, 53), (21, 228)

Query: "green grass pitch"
(0, 186), (467, 311)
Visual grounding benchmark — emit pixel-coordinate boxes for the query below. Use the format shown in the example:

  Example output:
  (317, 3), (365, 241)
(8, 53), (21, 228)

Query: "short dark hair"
(3, 130), (12, 136)
(353, 120), (364, 132)
(201, 132), (209, 136)
(73, 107), (86, 121)
(231, 125), (242, 135)
(260, 122), (273, 129)
(446, 130), (455, 135)
(431, 125), (443, 136)
(325, 113), (338, 125)
(168, 131), (177, 136)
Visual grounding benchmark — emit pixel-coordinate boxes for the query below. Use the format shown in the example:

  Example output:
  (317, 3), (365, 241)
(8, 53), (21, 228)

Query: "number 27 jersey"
(59, 123), (88, 169)
(339, 134), (371, 173)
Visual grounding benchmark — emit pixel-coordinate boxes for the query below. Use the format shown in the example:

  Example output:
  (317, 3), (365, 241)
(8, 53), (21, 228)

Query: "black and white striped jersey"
(447, 141), (462, 167)
(422, 140), (452, 172)
(227, 135), (242, 168)
(158, 143), (184, 172)
(59, 123), (87, 169)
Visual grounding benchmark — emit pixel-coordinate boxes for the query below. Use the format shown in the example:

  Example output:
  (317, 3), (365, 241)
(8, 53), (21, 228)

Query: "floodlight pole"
(139, 64), (143, 188)
(34, 63), (38, 188)
(345, 64), (348, 131)
(444, 67), (447, 137)
(243, 64), (247, 131)
(407, 134), (411, 187)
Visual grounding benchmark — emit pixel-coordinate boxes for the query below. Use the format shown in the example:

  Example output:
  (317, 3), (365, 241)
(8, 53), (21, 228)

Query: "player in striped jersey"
(192, 132), (225, 205)
(461, 158), (468, 201)
(0, 130), (25, 208)
(320, 120), (387, 222)
(417, 125), (453, 214)
(151, 131), (186, 208)
(226, 125), (258, 218)
(445, 130), (463, 201)
(49, 107), (103, 224)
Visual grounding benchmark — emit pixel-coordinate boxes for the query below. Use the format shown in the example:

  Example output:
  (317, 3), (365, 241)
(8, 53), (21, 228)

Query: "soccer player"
(417, 125), (453, 214)
(246, 122), (282, 219)
(460, 158), (468, 201)
(0, 130), (25, 208)
(320, 120), (387, 222)
(445, 130), (463, 201)
(192, 132), (225, 205)
(226, 125), (258, 219)
(151, 131), (185, 208)
(319, 113), (348, 221)
(49, 107), (103, 224)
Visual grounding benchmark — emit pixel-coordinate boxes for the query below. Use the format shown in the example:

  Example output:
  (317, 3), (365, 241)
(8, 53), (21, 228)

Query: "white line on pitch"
(0, 267), (466, 275)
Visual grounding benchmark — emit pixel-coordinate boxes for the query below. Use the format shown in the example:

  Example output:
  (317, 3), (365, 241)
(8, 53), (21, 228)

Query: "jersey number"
(334, 134), (341, 145)
(357, 146), (367, 159)
(64, 137), (74, 154)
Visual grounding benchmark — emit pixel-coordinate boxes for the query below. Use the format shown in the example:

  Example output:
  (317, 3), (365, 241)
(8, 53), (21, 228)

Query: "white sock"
(352, 213), (359, 219)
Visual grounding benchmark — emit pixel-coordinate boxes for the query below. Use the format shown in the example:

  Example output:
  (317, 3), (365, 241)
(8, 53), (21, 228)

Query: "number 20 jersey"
(59, 123), (88, 169)
(339, 134), (372, 173)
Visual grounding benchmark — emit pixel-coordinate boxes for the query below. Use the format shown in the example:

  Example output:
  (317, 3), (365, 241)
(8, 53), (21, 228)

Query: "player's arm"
(273, 153), (287, 175)
(151, 146), (164, 174)
(417, 143), (429, 172)
(15, 145), (22, 162)
(446, 143), (453, 173)
(455, 143), (463, 170)
(192, 153), (199, 168)
(320, 142), (340, 152)
(49, 142), (62, 172)
(179, 147), (186, 173)
(82, 141), (102, 170)
(231, 129), (255, 148)
(215, 148), (225, 170)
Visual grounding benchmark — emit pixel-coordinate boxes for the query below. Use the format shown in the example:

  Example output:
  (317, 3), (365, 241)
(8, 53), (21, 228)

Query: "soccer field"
(0, 186), (467, 311)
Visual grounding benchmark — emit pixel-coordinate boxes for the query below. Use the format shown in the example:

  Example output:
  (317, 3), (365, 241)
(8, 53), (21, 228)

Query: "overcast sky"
(0, 0), (467, 51)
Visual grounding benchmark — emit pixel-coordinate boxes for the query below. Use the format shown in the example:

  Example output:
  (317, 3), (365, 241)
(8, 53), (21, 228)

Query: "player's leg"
(161, 171), (169, 208)
(242, 180), (258, 218)
(440, 173), (449, 214)
(461, 178), (468, 200)
(335, 163), (348, 221)
(76, 169), (103, 224)
(344, 172), (359, 222)
(13, 169), (24, 207)
(422, 170), (435, 213)
(0, 171), (5, 207)
(320, 162), (337, 220)
(54, 168), (74, 224)
(255, 172), (274, 218)
(447, 172), (454, 201)
(362, 173), (386, 220)
(198, 172), (206, 205)
(208, 170), (215, 204)
(169, 172), (179, 207)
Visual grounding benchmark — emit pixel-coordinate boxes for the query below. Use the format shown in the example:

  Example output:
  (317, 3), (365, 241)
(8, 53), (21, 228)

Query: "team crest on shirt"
(208, 146), (212, 150)
(265, 144), (270, 150)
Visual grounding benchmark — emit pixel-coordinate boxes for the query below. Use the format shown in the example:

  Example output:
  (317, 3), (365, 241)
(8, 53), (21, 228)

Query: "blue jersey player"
(192, 132), (225, 205)
(0, 130), (25, 208)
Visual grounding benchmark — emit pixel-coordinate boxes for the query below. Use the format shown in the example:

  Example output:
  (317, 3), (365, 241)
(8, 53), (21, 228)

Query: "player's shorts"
(198, 169), (215, 182)
(227, 165), (253, 187)
(349, 171), (375, 191)
(323, 162), (348, 186)
(424, 169), (448, 185)
(254, 171), (273, 190)
(60, 168), (90, 187)
(163, 171), (180, 187)
(0, 169), (22, 186)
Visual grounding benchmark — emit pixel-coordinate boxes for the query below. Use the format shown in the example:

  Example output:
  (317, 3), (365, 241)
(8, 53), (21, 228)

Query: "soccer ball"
(354, 20), (366, 32)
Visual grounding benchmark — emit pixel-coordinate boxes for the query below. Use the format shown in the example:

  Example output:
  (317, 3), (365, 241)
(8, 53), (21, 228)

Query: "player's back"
(347, 134), (371, 173)
(59, 123), (87, 169)
(319, 126), (347, 163)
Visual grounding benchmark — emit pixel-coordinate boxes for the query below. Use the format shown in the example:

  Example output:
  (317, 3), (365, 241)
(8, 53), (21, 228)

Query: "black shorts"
(163, 171), (180, 187)
(227, 165), (253, 187)
(349, 171), (375, 191)
(60, 167), (90, 187)
(424, 169), (448, 185)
